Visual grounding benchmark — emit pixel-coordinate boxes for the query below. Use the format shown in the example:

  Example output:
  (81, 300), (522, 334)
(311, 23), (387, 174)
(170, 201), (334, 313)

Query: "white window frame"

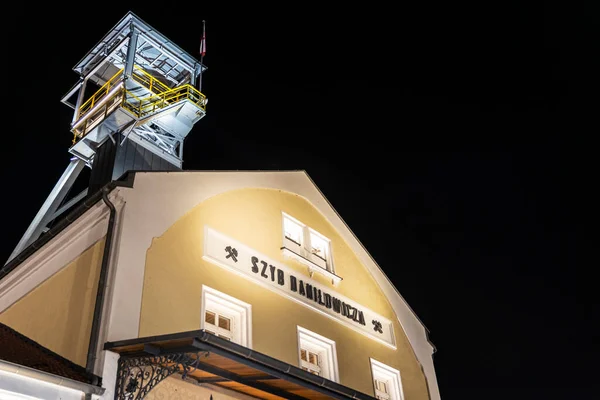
(282, 212), (342, 285)
(299, 347), (322, 376)
(201, 285), (252, 347)
(370, 358), (404, 400)
(297, 326), (339, 382)
(203, 309), (235, 341)
(374, 378), (391, 400)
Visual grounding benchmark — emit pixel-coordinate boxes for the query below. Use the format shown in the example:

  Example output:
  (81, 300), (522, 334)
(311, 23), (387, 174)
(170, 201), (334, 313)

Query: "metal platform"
(68, 65), (207, 167)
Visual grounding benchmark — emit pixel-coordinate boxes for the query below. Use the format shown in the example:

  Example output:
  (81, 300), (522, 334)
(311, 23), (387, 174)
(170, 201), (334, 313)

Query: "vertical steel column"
(191, 63), (201, 87)
(6, 159), (86, 264)
(124, 26), (139, 80)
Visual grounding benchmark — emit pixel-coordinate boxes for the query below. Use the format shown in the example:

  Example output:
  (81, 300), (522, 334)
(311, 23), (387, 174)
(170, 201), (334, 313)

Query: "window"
(370, 359), (404, 400)
(374, 378), (391, 400)
(282, 213), (340, 284)
(297, 326), (339, 382)
(201, 286), (252, 347)
(204, 310), (233, 341)
(284, 215), (304, 246)
(300, 348), (321, 376)
(309, 232), (329, 263)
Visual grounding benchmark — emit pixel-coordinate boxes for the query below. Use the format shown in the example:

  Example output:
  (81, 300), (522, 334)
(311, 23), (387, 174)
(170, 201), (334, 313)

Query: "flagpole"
(198, 20), (206, 93)
(199, 53), (204, 92)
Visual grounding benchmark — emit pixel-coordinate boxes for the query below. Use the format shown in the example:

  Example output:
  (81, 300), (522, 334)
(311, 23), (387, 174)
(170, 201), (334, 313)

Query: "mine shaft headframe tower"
(6, 11), (207, 264)
(64, 11), (206, 167)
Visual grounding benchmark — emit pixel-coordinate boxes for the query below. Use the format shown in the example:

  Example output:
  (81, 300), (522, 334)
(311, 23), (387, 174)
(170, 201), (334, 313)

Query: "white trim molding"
(281, 212), (341, 285)
(0, 190), (124, 313)
(370, 358), (404, 400)
(0, 364), (102, 400)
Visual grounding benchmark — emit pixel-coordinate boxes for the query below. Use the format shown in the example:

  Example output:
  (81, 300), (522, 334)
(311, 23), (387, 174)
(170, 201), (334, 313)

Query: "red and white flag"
(200, 21), (206, 57)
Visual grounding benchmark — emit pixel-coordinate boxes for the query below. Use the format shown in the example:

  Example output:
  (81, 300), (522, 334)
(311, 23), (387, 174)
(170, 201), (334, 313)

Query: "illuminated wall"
(139, 188), (428, 399)
(146, 377), (248, 400)
(0, 238), (105, 366)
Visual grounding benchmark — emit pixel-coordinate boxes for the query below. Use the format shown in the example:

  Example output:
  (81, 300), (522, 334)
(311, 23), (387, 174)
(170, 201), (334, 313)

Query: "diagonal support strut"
(6, 158), (85, 264)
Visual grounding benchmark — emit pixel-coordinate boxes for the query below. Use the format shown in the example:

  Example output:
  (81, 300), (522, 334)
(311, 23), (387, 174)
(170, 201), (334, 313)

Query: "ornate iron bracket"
(115, 351), (208, 399)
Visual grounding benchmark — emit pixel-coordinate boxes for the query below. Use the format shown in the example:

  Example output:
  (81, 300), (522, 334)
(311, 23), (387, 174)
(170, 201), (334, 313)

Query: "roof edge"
(0, 172), (135, 281)
(72, 11), (201, 75)
(300, 170), (436, 348)
(0, 322), (102, 390)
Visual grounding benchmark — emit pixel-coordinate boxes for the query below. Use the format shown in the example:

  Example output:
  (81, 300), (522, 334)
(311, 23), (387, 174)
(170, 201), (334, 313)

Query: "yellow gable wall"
(0, 238), (105, 367)
(140, 188), (429, 399)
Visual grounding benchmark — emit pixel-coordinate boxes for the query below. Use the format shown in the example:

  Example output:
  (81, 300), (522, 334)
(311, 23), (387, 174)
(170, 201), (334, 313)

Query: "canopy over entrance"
(105, 330), (377, 400)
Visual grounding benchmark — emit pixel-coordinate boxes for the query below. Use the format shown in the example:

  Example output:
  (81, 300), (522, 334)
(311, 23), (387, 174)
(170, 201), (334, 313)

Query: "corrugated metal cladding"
(88, 137), (118, 195)
(89, 135), (180, 195)
(112, 134), (180, 179)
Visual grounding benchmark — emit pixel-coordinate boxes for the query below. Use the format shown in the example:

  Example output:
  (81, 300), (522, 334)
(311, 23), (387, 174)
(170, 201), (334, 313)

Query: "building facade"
(0, 171), (440, 400)
(0, 11), (440, 400)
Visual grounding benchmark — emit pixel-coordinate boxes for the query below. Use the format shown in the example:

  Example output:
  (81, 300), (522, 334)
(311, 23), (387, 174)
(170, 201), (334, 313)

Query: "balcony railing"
(122, 84), (206, 118)
(77, 68), (124, 118)
(72, 66), (206, 143)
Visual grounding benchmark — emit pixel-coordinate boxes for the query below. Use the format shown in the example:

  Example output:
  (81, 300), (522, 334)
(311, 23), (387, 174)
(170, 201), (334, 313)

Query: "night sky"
(2, 3), (597, 400)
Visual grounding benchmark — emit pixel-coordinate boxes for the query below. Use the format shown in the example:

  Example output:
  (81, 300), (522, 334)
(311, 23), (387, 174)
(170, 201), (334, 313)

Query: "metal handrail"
(77, 68), (124, 118)
(77, 66), (169, 118)
(73, 66), (206, 143)
(132, 65), (171, 94)
(125, 84), (207, 117)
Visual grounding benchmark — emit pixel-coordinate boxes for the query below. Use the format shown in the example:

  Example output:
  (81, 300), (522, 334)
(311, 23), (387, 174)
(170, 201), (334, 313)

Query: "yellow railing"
(77, 66), (169, 118)
(77, 68), (124, 118)
(122, 84), (207, 118)
(73, 66), (206, 143)
(132, 65), (171, 94)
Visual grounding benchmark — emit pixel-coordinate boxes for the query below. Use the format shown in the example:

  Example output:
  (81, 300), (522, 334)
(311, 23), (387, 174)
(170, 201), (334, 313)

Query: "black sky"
(2, 3), (598, 400)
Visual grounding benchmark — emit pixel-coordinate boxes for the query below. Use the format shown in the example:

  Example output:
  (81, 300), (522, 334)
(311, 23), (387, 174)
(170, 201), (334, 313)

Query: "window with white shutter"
(201, 286), (252, 347)
(297, 326), (339, 382)
(282, 212), (341, 285)
(370, 359), (404, 400)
